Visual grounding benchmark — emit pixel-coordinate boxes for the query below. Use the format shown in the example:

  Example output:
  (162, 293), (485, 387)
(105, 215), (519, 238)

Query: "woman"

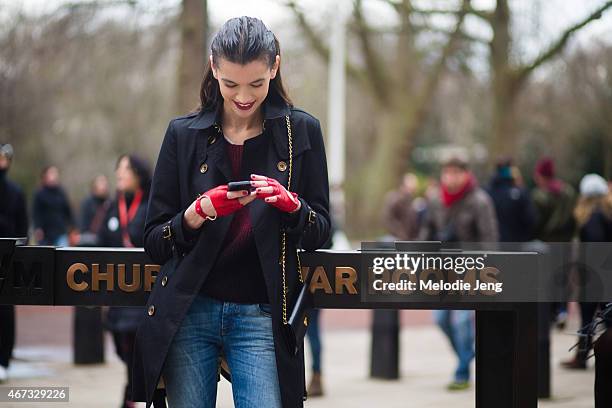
(132, 17), (330, 408)
(562, 173), (612, 370)
(98, 154), (151, 408)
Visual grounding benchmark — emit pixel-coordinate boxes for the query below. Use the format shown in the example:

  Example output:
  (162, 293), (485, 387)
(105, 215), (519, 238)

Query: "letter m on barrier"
(13, 261), (43, 295)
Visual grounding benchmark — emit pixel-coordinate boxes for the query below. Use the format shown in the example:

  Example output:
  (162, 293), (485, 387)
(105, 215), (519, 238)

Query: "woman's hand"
(250, 174), (301, 213)
(183, 185), (256, 229)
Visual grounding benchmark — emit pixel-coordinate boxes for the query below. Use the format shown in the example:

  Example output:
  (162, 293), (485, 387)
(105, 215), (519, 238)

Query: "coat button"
(148, 305), (155, 316)
(200, 163), (208, 173)
(161, 276), (168, 287)
(277, 161), (287, 172)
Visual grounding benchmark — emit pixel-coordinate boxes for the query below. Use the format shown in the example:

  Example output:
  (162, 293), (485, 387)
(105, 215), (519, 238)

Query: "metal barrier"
(0, 238), (538, 408)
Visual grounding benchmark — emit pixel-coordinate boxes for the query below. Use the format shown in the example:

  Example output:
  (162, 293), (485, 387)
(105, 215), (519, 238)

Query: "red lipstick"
(234, 101), (255, 111)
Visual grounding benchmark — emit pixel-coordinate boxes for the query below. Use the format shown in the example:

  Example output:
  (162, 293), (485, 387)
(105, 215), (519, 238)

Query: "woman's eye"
(225, 84), (237, 89)
(251, 84), (263, 88)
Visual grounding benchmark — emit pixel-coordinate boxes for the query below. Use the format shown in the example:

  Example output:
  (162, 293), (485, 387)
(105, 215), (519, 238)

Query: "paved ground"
(0, 305), (596, 407)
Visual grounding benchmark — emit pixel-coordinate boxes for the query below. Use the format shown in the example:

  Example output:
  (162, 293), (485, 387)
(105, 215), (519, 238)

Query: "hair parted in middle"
(198, 16), (293, 113)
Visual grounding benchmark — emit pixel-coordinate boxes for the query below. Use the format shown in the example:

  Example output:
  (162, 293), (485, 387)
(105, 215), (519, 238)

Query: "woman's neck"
(221, 103), (264, 145)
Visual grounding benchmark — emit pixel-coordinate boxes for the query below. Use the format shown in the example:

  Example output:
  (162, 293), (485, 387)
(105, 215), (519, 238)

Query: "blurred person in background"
(562, 174), (612, 370)
(32, 165), (74, 246)
(78, 174), (110, 246)
(98, 154), (150, 408)
(532, 157), (576, 329)
(419, 155), (499, 390)
(486, 157), (536, 242)
(0, 144), (28, 383)
(381, 173), (420, 240)
(532, 157), (576, 242)
(511, 165), (525, 188)
(305, 220), (335, 398)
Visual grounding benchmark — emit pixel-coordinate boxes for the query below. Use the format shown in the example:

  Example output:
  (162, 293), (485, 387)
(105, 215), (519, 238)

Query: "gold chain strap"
(281, 115), (303, 325)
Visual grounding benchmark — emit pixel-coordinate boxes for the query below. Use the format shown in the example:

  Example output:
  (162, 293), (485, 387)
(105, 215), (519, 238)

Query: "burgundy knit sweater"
(200, 140), (268, 303)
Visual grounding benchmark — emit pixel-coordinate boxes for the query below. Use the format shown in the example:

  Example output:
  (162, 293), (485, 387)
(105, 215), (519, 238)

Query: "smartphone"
(228, 181), (254, 192)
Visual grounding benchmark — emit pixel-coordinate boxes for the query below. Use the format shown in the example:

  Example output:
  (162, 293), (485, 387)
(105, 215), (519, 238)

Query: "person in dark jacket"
(132, 17), (330, 408)
(532, 157), (577, 329)
(419, 155), (499, 391)
(98, 154), (151, 408)
(78, 174), (110, 246)
(32, 165), (74, 246)
(381, 173), (420, 240)
(0, 144), (28, 383)
(562, 174), (612, 370)
(532, 157), (576, 242)
(486, 157), (536, 242)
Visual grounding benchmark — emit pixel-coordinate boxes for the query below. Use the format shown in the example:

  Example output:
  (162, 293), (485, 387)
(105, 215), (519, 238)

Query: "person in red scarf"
(419, 155), (499, 390)
(98, 154), (151, 408)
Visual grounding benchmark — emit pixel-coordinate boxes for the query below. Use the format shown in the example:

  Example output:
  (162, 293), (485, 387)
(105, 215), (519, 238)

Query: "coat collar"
(188, 94), (291, 130)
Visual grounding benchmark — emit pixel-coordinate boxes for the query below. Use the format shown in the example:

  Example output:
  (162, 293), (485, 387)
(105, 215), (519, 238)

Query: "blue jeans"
(162, 294), (282, 408)
(433, 310), (474, 382)
(306, 308), (321, 373)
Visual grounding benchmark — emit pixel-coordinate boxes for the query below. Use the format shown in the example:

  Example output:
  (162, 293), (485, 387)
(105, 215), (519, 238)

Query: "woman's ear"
(210, 55), (218, 79)
(270, 55), (280, 79)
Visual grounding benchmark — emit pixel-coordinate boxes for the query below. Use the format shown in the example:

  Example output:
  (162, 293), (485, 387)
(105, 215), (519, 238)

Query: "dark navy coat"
(132, 96), (331, 407)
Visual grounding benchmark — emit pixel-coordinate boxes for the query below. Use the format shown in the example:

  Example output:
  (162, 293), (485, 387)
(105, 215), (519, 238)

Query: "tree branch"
(411, 0), (470, 131)
(406, 3), (492, 23)
(285, 1), (364, 82)
(412, 23), (489, 45)
(353, 0), (391, 105)
(517, 0), (612, 82)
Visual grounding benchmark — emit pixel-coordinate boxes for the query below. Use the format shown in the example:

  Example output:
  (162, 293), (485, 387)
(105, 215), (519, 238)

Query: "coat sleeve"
(144, 120), (198, 264)
(281, 118), (331, 251)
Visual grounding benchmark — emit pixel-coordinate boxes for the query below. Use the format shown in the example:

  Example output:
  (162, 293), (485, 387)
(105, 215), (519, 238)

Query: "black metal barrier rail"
(0, 239), (538, 408)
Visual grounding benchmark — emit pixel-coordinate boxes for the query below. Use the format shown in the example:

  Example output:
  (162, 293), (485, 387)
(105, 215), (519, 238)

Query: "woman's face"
(212, 55), (279, 120)
(115, 157), (139, 193)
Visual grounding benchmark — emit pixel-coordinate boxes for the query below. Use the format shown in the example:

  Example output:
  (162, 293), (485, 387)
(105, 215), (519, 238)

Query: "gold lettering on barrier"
(92, 263), (114, 292)
(420, 269), (444, 295)
(144, 264), (160, 292)
(309, 266), (333, 294)
(118, 264), (141, 292)
(300, 266), (310, 282)
(335, 267), (357, 294)
(391, 269), (415, 295)
(67, 263), (89, 291)
(479, 267), (500, 296)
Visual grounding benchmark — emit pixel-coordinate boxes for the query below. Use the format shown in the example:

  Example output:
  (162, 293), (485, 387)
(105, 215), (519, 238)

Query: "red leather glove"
(199, 185), (244, 217)
(251, 174), (301, 213)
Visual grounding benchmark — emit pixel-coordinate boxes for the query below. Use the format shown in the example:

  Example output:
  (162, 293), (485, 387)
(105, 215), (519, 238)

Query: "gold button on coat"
(200, 163), (208, 173)
(148, 305), (155, 316)
(161, 276), (168, 287)
(277, 161), (287, 172)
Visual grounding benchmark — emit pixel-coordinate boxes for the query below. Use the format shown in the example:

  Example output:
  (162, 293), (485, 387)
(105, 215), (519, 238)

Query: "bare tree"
(410, 0), (612, 157)
(177, 0), (208, 114)
(287, 0), (471, 219)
